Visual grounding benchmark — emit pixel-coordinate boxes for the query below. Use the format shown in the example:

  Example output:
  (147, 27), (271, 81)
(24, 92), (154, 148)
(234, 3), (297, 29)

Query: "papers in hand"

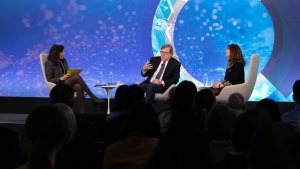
(67, 68), (82, 76)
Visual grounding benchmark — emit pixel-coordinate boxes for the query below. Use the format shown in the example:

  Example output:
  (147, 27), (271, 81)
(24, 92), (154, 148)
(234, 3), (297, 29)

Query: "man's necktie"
(155, 62), (165, 79)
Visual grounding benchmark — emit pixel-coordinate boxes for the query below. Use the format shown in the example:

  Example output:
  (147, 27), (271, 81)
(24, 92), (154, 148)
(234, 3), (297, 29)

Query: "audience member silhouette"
(0, 126), (24, 169)
(192, 88), (216, 129)
(282, 79), (300, 127)
(220, 108), (271, 169)
(248, 123), (300, 169)
(103, 84), (144, 149)
(228, 92), (245, 115)
(204, 104), (236, 164)
(50, 83), (75, 110)
(157, 85), (176, 133)
(256, 98), (281, 122)
(54, 103), (77, 145)
(107, 85), (129, 121)
(159, 80), (197, 133)
(17, 106), (68, 169)
(145, 122), (214, 169)
(103, 102), (160, 169)
(170, 80), (197, 125)
(50, 83), (100, 169)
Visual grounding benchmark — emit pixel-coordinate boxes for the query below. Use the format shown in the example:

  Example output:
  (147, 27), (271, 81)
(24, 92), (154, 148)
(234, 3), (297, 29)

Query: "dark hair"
(293, 79), (300, 102)
(171, 80), (197, 124)
(146, 122), (214, 169)
(122, 85), (144, 111)
(228, 92), (245, 111)
(161, 44), (173, 55)
(0, 126), (22, 169)
(126, 102), (160, 138)
(205, 104), (236, 140)
(256, 98), (281, 122)
(227, 44), (245, 66)
(24, 106), (68, 169)
(232, 108), (270, 153)
(192, 89), (216, 129)
(48, 44), (64, 63)
(112, 85), (129, 112)
(248, 123), (300, 169)
(50, 83), (75, 107)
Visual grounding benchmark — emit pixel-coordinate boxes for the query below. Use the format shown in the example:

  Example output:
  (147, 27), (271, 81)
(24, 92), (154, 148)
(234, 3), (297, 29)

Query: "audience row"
(1, 79), (300, 169)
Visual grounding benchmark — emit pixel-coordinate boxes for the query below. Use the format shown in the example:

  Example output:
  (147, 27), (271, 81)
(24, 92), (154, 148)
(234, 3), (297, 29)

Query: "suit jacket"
(45, 59), (69, 83)
(141, 57), (181, 91)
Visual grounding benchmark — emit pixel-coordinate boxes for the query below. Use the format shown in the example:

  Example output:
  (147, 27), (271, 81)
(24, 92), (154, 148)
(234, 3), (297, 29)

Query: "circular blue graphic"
(174, 0), (274, 84)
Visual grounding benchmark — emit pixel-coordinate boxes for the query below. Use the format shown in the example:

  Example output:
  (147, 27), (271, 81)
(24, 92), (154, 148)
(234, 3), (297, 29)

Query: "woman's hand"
(212, 82), (224, 88)
(60, 74), (71, 81)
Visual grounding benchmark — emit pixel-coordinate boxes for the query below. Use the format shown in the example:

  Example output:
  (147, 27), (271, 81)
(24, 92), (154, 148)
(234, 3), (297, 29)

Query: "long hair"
(227, 44), (245, 66)
(48, 44), (64, 64)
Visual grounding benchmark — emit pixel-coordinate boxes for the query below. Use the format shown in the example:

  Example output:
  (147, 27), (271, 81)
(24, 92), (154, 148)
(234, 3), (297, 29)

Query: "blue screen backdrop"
(0, 0), (299, 101)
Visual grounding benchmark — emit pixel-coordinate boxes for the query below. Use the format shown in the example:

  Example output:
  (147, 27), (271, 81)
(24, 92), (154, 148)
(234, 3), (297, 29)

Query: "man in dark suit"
(139, 44), (181, 103)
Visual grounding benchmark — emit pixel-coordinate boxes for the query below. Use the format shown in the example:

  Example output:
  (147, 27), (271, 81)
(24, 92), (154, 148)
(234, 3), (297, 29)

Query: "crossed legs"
(64, 75), (102, 112)
(139, 82), (164, 103)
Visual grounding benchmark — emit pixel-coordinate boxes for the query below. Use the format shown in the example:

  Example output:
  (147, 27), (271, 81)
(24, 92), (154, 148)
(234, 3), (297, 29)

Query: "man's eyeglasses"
(160, 51), (170, 55)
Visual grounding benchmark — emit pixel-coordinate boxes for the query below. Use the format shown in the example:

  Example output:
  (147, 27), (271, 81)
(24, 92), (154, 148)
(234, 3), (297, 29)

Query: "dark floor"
(0, 96), (108, 114)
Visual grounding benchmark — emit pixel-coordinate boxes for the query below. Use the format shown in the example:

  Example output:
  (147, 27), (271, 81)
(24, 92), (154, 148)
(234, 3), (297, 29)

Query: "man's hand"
(142, 61), (153, 73)
(151, 79), (163, 85)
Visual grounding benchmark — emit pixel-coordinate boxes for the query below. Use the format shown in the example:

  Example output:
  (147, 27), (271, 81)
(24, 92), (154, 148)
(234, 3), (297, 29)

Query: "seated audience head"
(171, 80), (197, 124)
(112, 84), (129, 112)
(146, 122), (214, 169)
(122, 84), (144, 112)
(54, 103), (77, 144)
(232, 108), (270, 153)
(205, 104), (236, 141)
(248, 123), (300, 169)
(0, 126), (23, 169)
(50, 83), (74, 107)
(22, 106), (68, 169)
(126, 101), (160, 138)
(192, 88), (216, 129)
(256, 98), (281, 122)
(293, 79), (300, 103)
(228, 92), (245, 113)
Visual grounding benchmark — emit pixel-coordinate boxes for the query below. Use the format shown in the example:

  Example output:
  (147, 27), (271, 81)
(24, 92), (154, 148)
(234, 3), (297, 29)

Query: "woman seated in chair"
(211, 44), (246, 95)
(45, 44), (103, 113)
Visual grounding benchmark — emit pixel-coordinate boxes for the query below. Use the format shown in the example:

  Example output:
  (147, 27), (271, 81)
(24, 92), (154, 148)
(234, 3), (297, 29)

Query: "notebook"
(67, 68), (82, 76)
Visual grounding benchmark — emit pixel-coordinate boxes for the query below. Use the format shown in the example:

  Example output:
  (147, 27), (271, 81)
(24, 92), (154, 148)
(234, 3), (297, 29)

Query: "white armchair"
(216, 54), (260, 103)
(154, 84), (176, 101)
(40, 53), (56, 92)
